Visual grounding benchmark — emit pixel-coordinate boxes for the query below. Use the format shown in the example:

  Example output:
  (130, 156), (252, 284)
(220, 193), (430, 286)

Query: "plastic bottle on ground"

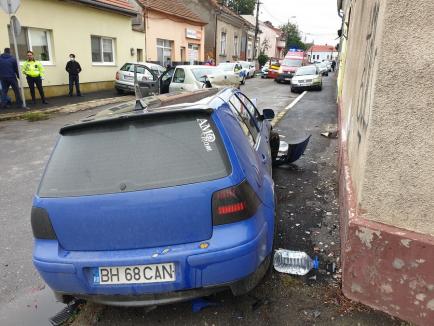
(273, 249), (319, 275)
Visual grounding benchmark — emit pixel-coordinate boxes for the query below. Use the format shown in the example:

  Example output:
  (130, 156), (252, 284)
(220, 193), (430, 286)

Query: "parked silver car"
(290, 65), (322, 93)
(115, 62), (166, 94)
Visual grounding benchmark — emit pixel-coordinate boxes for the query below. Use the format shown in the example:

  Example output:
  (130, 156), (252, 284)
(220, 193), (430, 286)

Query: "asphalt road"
(0, 77), (400, 325)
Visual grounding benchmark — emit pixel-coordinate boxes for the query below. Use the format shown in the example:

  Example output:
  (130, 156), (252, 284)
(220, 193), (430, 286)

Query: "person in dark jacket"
(65, 54), (82, 96)
(0, 48), (23, 108)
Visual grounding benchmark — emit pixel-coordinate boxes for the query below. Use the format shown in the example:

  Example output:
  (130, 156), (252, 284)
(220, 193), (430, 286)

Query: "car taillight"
(212, 180), (260, 225)
(31, 207), (57, 240)
(115, 72), (120, 80)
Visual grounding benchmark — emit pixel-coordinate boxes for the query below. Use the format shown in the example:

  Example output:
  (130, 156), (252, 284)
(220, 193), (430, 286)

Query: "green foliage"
(21, 111), (50, 122)
(257, 54), (269, 67)
(220, 0), (256, 15)
(280, 22), (308, 53)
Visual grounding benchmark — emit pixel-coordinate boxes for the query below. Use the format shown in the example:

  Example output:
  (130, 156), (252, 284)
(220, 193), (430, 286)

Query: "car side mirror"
(262, 109), (275, 120)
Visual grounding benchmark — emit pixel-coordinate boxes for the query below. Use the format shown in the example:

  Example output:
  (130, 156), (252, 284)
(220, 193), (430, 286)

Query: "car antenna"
(133, 64), (148, 111)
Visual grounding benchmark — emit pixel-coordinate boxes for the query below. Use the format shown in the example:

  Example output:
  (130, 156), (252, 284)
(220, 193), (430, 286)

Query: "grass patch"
(22, 111), (50, 121)
(281, 274), (303, 287)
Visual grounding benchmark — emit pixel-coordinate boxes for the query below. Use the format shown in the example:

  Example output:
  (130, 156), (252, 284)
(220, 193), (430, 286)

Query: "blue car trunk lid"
(37, 183), (218, 251)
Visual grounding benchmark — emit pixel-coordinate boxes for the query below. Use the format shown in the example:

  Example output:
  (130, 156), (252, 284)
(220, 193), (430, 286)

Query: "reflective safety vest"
(22, 60), (44, 78)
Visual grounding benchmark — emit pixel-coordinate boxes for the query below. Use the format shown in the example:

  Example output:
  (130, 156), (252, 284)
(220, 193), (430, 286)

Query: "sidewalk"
(0, 90), (134, 121)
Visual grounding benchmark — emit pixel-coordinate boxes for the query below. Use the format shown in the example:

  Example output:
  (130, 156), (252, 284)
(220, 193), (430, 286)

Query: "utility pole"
(252, 0), (260, 64)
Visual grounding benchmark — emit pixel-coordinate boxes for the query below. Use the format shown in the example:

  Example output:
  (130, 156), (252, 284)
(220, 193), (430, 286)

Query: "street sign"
(0, 0), (20, 14)
(11, 15), (21, 35)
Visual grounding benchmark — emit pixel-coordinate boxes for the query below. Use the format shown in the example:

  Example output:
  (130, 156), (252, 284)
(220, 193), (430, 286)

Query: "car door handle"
(261, 153), (267, 164)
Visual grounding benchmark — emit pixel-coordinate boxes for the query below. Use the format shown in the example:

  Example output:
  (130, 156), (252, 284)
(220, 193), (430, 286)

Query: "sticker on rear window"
(197, 119), (216, 152)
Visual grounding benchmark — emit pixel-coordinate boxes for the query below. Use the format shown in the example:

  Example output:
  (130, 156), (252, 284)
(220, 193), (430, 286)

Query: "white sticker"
(197, 119), (216, 152)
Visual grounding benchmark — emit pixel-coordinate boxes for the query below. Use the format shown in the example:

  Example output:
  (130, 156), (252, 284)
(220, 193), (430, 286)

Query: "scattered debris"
(321, 131), (338, 139)
(191, 298), (219, 313)
(49, 299), (85, 326)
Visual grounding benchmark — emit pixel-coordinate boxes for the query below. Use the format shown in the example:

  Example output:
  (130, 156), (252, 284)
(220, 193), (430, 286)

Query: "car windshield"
(218, 64), (234, 71)
(192, 67), (219, 82)
(295, 66), (317, 76)
(282, 59), (303, 67)
(38, 113), (231, 197)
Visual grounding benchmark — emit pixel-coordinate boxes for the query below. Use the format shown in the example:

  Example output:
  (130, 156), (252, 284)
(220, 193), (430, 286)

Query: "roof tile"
(308, 45), (336, 52)
(137, 0), (207, 24)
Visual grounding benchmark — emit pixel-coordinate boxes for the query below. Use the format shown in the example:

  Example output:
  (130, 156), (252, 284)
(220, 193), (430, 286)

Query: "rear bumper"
(114, 81), (134, 92)
(33, 211), (274, 305)
(275, 73), (294, 82)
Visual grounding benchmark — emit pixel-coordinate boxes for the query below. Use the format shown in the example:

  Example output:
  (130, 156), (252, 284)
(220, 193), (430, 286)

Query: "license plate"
(299, 83), (309, 87)
(124, 75), (133, 81)
(97, 263), (176, 285)
(285, 78), (291, 81)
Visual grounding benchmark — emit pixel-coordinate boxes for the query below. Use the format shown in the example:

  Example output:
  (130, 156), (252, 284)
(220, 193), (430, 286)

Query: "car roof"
(174, 65), (218, 69)
(122, 62), (165, 69)
(60, 88), (238, 134)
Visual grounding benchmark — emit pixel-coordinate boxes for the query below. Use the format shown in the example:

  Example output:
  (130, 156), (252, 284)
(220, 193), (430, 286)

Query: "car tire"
(115, 88), (124, 95)
(270, 130), (280, 164)
(290, 87), (296, 93)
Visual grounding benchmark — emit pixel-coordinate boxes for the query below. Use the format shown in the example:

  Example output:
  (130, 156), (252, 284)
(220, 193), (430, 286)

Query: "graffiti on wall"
(354, 1), (381, 146)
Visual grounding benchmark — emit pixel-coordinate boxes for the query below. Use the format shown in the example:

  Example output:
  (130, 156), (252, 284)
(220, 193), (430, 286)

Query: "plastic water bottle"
(273, 249), (319, 275)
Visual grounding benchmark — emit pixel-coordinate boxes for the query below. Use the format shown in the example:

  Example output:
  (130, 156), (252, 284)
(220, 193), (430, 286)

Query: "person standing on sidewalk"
(65, 54), (82, 97)
(0, 48), (23, 108)
(22, 51), (47, 105)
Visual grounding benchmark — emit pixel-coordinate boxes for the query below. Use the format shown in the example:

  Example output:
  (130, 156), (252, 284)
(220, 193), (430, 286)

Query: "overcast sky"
(259, 0), (342, 46)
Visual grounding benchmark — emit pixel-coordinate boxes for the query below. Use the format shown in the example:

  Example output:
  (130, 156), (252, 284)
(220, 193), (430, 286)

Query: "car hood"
(292, 74), (318, 81)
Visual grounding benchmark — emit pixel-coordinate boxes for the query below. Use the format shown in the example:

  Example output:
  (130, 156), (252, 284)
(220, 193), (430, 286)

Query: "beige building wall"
(145, 10), (204, 64)
(0, 0), (145, 97)
(340, 0), (434, 236)
(215, 20), (243, 64)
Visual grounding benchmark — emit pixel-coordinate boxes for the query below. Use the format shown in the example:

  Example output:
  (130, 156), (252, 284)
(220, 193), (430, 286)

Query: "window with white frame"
(91, 36), (115, 64)
(220, 32), (227, 56)
(8, 27), (53, 63)
(156, 39), (172, 66)
(234, 35), (239, 56)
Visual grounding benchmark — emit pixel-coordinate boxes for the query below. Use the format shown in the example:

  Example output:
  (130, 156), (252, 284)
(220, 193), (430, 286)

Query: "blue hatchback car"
(31, 88), (279, 306)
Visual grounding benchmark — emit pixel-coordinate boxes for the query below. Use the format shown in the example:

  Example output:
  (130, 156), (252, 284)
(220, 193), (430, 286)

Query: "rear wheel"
(115, 88), (124, 95)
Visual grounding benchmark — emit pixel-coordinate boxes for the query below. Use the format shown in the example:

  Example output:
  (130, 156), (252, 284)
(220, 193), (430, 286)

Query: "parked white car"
(237, 61), (256, 78)
(217, 62), (247, 84)
(115, 62), (165, 94)
(135, 65), (241, 98)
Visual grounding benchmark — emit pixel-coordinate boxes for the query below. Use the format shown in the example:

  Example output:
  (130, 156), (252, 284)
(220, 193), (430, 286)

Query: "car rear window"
(38, 113), (231, 197)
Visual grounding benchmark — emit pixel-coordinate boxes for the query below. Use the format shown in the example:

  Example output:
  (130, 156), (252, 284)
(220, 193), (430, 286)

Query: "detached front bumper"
(33, 209), (274, 306)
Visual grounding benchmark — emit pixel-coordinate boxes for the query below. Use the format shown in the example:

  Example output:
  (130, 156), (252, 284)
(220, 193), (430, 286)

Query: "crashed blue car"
(31, 88), (299, 306)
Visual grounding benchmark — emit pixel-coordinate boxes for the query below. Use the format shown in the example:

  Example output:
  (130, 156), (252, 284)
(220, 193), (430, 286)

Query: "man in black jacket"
(0, 48), (23, 108)
(65, 54), (82, 96)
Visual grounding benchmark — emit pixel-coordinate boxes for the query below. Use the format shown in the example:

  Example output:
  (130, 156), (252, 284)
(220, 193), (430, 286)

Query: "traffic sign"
(0, 0), (20, 14)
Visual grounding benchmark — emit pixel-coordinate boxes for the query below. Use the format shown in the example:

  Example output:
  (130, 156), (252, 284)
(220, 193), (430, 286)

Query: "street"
(0, 76), (399, 325)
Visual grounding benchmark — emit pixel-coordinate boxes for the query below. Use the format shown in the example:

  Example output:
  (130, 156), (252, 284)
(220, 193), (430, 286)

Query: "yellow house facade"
(0, 0), (145, 98)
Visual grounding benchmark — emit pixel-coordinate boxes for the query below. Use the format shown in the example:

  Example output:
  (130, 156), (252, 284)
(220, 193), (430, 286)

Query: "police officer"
(65, 54), (82, 96)
(22, 50), (47, 104)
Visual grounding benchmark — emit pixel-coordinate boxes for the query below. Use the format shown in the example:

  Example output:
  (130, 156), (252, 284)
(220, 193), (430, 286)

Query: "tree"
(280, 22), (307, 53)
(220, 0), (256, 15)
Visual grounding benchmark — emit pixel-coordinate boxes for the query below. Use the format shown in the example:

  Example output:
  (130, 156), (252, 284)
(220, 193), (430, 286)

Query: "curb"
(0, 95), (135, 122)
